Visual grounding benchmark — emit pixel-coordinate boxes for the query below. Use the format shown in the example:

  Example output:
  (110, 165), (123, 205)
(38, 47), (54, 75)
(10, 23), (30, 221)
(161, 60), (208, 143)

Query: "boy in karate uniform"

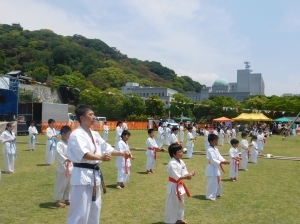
(226, 128), (231, 144)
(164, 143), (195, 224)
(102, 121), (109, 142)
(186, 126), (196, 159)
(146, 129), (158, 174)
(165, 124), (171, 146)
(229, 138), (241, 182)
(179, 122), (185, 143)
(257, 130), (265, 153)
(157, 122), (164, 149)
(203, 126), (210, 150)
(205, 134), (230, 201)
(219, 127), (225, 146)
(240, 132), (249, 170)
(170, 126), (180, 144)
(54, 125), (72, 208)
(28, 121), (38, 151)
(1, 122), (17, 173)
(45, 119), (59, 165)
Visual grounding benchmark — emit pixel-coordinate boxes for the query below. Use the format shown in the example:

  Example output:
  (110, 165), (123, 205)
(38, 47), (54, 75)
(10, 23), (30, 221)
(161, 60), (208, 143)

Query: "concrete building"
(183, 62), (265, 102)
(121, 82), (178, 108)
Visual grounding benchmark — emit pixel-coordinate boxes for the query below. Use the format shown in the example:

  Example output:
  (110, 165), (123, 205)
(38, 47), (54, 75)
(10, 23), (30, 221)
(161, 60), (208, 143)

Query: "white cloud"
(175, 68), (219, 86)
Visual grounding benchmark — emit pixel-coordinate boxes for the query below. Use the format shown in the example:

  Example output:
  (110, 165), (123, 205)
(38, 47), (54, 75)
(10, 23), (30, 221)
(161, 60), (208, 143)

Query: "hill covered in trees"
(0, 24), (203, 94)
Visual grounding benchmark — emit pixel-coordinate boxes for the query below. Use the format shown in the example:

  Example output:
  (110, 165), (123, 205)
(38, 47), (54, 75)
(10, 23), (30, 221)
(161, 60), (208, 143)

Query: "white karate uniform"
(205, 146), (225, 200)
(229, 147), (239, 179)
(165, 127), (171, 145)
(54, 140), (73, 201)
(240, 139), (249, 170)
(157, 126), (164, 148)
(179, 125), (184, 143)
(213, 130), (218, 136)
(45, 127), (57, 165)
(169, 133), (179, 144)
(231, 129), (237, 138)
(219, 129), (225, 146)
(186, 132), (194, 159)
(1, 130), (16, 173)
(226, 130), (231, 144)
(257, 134), (264, 152)
(66, 126), (114, 224)
(28, 126), (38, 150)
(115, 140), (131, 182)
(204, 130), (209, 150)
(122, 122), (128, 130)
(251, 141), (258, 163)
(103, 125), (109, 142)
(164, 158), (189, 224)
(146, 137), (158, 170)
(114, 126), (123, 146)
(192, 127), (197, 138)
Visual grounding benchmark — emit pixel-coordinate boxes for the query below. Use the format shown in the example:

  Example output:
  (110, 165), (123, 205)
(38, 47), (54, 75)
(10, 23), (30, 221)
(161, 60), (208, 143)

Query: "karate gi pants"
(165, 137), (170, 146)
(204, 140), (209, 151)
(103, 133), (108, 142)
(251, 149), (258, 163)
(3, 153), (14, 172)
(67, 185), (101, 224)
(146, 155), (155, 170)
(117, 166), (130, 182)
(45, 148), (55, 165)
(54, 171), (71, 200)
(157, 138), (163, 148)
(219, 136), (224, 145)
(164, 193), (185, 223)
(206, 176), (222, 199)
(29, 139), (36, 150)
(186, 146), (193, 159)
(226, 136), (231, 144)
(229, 162), (238, 178)
(240, 149), (248, 169)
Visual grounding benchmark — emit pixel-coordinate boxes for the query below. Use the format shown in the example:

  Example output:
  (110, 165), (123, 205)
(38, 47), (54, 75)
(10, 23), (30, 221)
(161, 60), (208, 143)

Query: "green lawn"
(0, 131), (300, 224)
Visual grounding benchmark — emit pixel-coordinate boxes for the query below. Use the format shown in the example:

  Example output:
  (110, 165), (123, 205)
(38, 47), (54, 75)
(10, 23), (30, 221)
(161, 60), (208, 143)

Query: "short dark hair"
(116, 121), (122, 127)
(75, 105), (92, 123)
(121, 130), (131, 138)
(30, 120), (34, 124)
(187, 126), (193, 130)
(172, 126), (179, 131)
(241, 132), (248, 138)
(251, 135), (258, 142)
(148, 129), (154, 134)
(231, 138), (239, 145)
(48, 119), (55, 124)
(60, 125), (72, 134)
(208, 134), (219, 143)
(168, 143), (182, 158)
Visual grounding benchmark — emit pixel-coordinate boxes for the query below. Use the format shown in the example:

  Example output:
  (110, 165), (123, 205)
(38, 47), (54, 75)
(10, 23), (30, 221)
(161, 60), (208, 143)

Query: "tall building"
(183, 62), (265, 102)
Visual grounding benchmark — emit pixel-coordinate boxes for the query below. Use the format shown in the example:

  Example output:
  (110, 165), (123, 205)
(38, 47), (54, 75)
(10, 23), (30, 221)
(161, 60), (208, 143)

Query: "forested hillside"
(0, 24), (203, 94)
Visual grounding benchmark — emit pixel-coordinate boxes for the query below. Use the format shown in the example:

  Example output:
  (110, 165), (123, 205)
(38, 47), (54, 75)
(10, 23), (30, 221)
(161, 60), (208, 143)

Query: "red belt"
(148, 147), (157, 160)
(124, 158), (129, 174)
(168, 177), (190, 202)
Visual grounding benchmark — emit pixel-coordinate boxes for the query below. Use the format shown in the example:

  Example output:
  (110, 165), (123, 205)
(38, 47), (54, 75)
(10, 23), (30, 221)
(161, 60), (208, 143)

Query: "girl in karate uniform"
(164, 143), (195, 224)
(1, 122), (17, 173)
(250, 136), (259, 163)
(45, 119), (59, 165)
(115, 130), (134, 189)
(28, 121), (38, 151)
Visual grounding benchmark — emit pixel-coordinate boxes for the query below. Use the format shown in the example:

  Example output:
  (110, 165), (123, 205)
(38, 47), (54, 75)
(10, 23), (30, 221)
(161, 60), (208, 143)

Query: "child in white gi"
(231, 127), (237, 138)
(205, 134), (230, 201)
(179, 122), (185, 143)
(45, 119), (59, 166)
(165, 124), (171, 146)
(146, 129), (158, 174)
(229, 138), (241, 182)
(226, 128), (231, 144)
(103, 121), (109, 142)
(240, 132), (249, 170)
(115, 130), (134, 189)
(114, 121), (123, 147)
(1, 122), (17, 174)
(257, 130), (265, 153)
(157, 122), (164, 149)
(54, 125), (73, 208)
(28, 121), (38, 151)
(250, 136), (258, 163)
(203, 126), (209, 150)
(219, 127), (225, 146)
(164, 143), (195, 224)
(192, 123), (197, 138)
(170, 126), (180, 144)
(186, 126), (196, 159)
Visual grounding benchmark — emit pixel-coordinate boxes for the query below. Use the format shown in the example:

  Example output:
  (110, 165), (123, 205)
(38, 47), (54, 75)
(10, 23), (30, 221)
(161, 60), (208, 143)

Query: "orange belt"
(148, 147), (157, 160)
(168, 177), (190, 202)
(124, 158), (129, 174)
(65, 161), (70, 178)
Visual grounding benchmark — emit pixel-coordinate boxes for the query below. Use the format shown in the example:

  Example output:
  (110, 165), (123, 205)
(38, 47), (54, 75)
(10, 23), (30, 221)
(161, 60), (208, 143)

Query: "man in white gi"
(66, 105), (130, 224)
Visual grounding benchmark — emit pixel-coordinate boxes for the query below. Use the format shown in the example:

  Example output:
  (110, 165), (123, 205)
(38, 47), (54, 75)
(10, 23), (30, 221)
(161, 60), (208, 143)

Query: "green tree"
(30, 66), (49, 82)
(53, 64), (72, 76)
(145, 94), (165, 117)
(124, 94), (146, 117)
(169, 93), (194, 118)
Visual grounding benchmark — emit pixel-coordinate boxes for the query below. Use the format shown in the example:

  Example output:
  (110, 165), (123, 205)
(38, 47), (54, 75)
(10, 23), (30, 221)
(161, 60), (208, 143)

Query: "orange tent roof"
(212, 116), (233, 122)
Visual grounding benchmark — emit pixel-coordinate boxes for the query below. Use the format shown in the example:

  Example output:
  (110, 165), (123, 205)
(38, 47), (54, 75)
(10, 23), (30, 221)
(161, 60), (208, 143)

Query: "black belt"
(73, 162), (106, 200)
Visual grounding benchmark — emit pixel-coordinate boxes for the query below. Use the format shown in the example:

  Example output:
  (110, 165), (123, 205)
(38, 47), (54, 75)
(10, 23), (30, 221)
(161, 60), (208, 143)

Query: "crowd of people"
(1, 110), (285, 224)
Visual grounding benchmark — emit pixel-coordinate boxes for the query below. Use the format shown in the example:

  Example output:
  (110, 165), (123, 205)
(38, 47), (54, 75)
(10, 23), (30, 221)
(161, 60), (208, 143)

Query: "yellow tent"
(232, 113), (272, 121)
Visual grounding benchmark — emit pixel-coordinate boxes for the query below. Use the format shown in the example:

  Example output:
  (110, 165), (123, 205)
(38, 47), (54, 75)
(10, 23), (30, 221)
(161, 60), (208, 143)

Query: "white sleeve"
(67, 133), (90, 162)
(56, 142), (68, 164)
(166, 162), (182, 181)
(206, 149), (221, 167)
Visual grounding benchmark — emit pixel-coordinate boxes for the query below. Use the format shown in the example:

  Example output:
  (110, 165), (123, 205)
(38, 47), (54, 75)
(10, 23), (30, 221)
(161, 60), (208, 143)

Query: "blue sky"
(1, 0), (300, 96)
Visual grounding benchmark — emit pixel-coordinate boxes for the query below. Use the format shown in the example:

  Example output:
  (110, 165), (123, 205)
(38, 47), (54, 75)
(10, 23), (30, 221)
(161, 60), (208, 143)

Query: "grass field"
(0, 130), (300, 224)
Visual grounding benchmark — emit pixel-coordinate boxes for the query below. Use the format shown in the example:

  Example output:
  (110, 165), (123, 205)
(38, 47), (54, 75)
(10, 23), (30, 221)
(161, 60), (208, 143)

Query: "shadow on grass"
(36, 164), (48, 166)
(151, 222), (164, 224)
(162, 163), (168, 165)
(39, 202), (57, 209)
(192, 195), (207, 200)
(136, 171), (148, 175)
(105, 184), (117, 189)
(222, 178), (233, 182)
